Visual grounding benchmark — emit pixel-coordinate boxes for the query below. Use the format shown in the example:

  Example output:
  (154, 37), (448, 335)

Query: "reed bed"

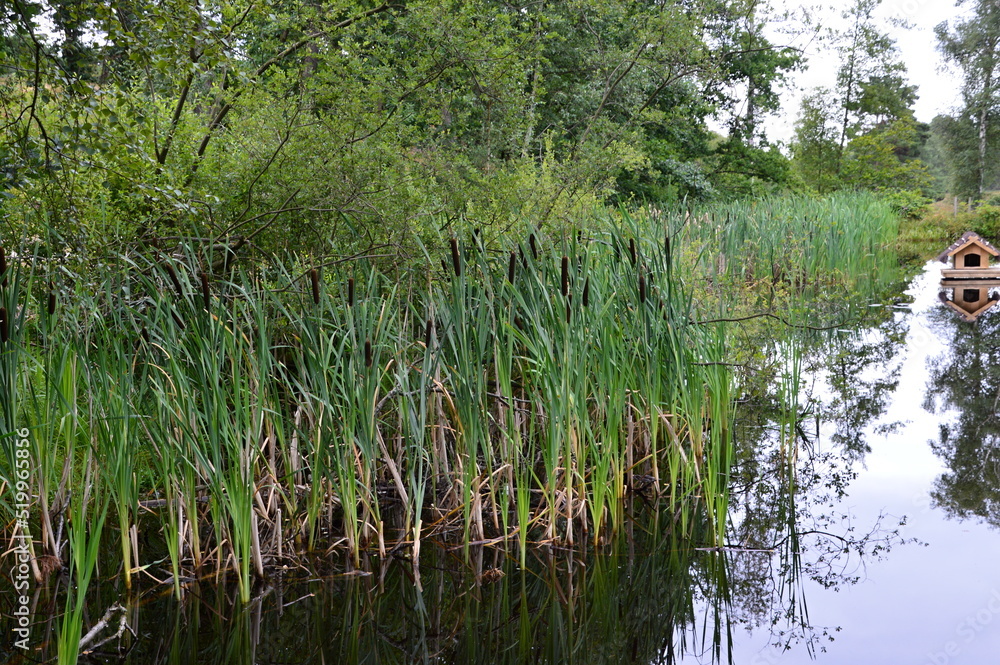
(667, 192), (901, 300)
(0, 193), (901, 615)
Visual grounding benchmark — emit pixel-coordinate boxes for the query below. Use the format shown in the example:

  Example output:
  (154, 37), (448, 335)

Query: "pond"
(709, 260), (1000, 664)
(6, 260), (1000, 664)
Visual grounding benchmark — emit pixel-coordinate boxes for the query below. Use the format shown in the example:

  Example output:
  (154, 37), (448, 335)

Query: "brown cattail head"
(628, 238), (637, 266)
(582, 277), (590, 308)
(664, 233), (671, 261)
(347, 277), (355, 308)
(424, 317), (433, 348)
(47, 285), (56, 317)
(364, 339), (372, 367)
(529, 233), (538, 259)
(639, 273), (647, 304)
(440, 258), (448, 274)
(201, 272), (211, 311)
(507, 251), (516, 284)
(310, 269), (320, 305)
(450, 237), (461, 278)
(0, 307), (7, 343)
(171, 308), (186, 330)
(561, 256), (569, 297)
(163, 261), (184, 299)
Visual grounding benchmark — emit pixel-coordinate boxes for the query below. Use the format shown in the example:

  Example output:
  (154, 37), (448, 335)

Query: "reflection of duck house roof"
(939, 294), (1000, 321)
(936, 231), (1000, 263)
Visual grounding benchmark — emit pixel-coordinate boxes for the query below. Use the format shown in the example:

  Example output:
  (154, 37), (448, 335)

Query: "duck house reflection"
(938, 282), (1000, 321)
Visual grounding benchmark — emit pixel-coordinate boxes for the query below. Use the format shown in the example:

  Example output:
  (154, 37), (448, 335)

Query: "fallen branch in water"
(79, 603), (132, 653)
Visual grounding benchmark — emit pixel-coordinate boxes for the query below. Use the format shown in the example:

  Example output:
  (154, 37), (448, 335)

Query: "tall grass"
(0, 193), (901, 623)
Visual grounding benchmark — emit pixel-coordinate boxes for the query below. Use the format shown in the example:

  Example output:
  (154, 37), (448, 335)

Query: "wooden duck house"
(938, 231), (1000, 278)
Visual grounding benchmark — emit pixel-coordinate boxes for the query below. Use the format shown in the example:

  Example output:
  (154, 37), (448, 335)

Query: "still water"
(713, 261), (1000, 664)
(7, 261), (1000, 664)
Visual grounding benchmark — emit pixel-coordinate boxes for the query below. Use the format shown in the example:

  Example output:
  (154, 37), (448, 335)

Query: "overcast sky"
(764, 0), (972, 145)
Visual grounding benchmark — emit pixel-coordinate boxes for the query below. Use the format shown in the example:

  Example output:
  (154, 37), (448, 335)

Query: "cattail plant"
(507, 251), (516, 284)
(201, 272), (211, 311)
(347, 277), (355, 307)
(310, 269), (320, 305)
(163, 260), (184, 299)
(450, 237), (461, 278)
(561, 256), (569, 297)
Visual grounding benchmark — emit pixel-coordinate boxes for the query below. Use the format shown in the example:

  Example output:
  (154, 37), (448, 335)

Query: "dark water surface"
(7, 262), (1000, 664)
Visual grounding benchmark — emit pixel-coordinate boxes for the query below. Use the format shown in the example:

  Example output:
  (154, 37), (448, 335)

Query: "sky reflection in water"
(716, 262), (1000, 665)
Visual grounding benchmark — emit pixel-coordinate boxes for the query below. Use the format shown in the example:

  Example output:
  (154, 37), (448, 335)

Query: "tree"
(832, 0), (915, 166)
(790, 89), (841, 193)
(936, 0), (1000, 201)
(840, 117), (932, 193)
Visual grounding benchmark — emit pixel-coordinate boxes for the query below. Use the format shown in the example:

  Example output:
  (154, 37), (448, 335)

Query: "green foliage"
(936, 0), (1000, 199)
(0, 0), (800, 264)
(841, 118), (932, 193)
(791, 89), (842, 193)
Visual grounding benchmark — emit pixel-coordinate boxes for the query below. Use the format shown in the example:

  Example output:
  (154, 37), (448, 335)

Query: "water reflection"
(926, 296), (1000, 529)
(938, 279), (1000, 322)
(4, 526), (737, 665)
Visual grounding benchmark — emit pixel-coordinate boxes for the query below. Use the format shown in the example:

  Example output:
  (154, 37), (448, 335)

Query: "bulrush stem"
(310, 269), (320, 305)
(347, 277), (355, 307)
(561, 256), (569, 297)
(201, 272), (211, 311)
(508, 251), (516, 284)
(450, 237), (461, 278)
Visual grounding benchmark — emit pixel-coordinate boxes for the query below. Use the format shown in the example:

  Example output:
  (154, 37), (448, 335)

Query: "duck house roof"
(936, 231), (1000, 263)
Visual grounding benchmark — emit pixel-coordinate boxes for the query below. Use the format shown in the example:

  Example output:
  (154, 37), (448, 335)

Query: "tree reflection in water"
(926, 306), (1000, 529)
